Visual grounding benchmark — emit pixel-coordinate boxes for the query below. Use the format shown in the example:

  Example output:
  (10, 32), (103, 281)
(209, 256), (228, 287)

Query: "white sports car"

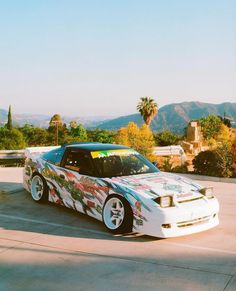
(23, 142), (219, 238)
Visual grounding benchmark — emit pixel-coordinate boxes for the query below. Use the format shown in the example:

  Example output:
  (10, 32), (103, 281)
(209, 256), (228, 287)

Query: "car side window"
(64, 150), (94, 176)
(42, 148), (65, 166)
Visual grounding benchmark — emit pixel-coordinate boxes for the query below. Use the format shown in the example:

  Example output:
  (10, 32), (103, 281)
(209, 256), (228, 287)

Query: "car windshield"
(91, 149), (159, 178)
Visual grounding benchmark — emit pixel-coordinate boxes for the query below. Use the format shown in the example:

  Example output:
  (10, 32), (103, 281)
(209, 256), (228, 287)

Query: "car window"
(42, 148), (65, 166)
(64, 150), (94, 176)
(93, 153), (159, 178)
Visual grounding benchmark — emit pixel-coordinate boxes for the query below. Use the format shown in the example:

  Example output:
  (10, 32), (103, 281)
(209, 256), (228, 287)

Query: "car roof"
(63, 142), (130, 152)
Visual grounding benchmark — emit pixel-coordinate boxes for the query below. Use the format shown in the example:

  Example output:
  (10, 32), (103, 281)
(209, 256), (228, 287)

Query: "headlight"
(154, 195), (173, 208)
(200, 187), (214, 199)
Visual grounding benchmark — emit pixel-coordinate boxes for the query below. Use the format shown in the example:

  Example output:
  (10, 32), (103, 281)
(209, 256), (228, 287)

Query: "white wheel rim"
(103, 197), (125, 230)
(31, 176), (44, 201)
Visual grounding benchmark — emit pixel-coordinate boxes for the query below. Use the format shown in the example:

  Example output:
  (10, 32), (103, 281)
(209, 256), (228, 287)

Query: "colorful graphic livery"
(23, 143), (219, 238)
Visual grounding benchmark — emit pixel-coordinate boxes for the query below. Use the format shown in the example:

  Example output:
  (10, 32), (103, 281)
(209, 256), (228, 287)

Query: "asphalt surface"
(0, 168), (235, 291)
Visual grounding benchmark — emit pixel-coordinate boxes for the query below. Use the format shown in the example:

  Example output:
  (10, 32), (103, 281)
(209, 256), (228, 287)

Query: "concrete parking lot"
(0, 168), (235, 291)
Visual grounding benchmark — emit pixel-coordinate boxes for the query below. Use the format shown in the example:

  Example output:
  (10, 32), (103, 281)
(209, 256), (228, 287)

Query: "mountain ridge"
(1, 101), (236, 133)
(96, 101), (236, 133)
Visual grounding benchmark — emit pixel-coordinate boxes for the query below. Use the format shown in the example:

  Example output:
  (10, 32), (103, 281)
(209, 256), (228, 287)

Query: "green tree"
(0, 128), (26, 150)
(20, 124), (49, 146)
(218, 114), (231, 128)
(87, 129), (115, 143)
(154, 130), (181, 146)
(69, 120), (78, 129)
(199, 115), (222, 140)
(70, 124), (88, 141)
(6, 105), (13, 130)
(48, 114), (68, 145)
(137, 97), (158, 126)
(49, 114), (63, 127)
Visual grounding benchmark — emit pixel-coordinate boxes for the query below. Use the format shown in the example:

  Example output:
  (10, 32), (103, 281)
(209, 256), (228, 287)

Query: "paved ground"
(0, 168), (235, 291)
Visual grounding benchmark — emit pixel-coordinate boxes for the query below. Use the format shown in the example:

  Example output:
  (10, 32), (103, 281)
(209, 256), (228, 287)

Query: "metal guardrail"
(0, 150), (25, 158)
(0, 146), (187, 167)
(0, 150), (25, 166)
(153, 146), (187, 165)
(153, 146), (185, 156)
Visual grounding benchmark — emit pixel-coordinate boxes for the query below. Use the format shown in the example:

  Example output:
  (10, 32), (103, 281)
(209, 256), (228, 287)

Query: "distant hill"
(97, 102), (236, 133)
(0, 108), (113, 128)
(0, 109), (7, 122)
(0, 109), (8, 126)
(1, 101), (235, 133)
(0, 109), (52, 127)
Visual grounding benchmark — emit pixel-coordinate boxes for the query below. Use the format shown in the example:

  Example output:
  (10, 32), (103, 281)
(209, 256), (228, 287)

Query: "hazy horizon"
(1, 100), (236, 119)
(0, 1), (235, 116)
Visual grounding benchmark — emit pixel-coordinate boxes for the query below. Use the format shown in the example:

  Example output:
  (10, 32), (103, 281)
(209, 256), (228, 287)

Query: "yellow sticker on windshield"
(91, 149), (138, 159)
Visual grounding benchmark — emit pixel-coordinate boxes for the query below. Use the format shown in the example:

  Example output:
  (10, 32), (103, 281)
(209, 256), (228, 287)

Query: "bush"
(215, 143), (233, 177)
(20, 125), (49, 146)
(193, 150), (217, 176)
(158, 157), (173, 172)
(193, 144), (233, 177)
(158, 158), (189, 173)
(154, 130), (180, 146)
(0, 128), (26, 150)
(172, 163), (189, 174)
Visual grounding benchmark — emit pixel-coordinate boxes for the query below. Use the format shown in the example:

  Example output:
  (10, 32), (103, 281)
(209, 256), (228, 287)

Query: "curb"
(0, 184), (24, 195)
(8, 188), (24, 194)
(178, 173), (236, 184)
(0, 188), (24, 195)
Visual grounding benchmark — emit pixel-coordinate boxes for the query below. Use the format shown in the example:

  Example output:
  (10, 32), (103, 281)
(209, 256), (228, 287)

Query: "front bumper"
(135, 197), (219, 238)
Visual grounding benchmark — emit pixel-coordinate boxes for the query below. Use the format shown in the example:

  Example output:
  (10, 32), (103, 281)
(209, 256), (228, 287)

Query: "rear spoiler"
(24, 146), (60, 158)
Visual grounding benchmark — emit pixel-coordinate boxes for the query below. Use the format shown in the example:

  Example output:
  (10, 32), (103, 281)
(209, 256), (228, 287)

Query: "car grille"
(177, 215), (211, 228)
(177, 197), (203, 204)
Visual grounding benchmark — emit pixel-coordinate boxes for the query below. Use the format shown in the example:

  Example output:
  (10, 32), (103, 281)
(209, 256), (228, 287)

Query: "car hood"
(109, 172), (204, 202)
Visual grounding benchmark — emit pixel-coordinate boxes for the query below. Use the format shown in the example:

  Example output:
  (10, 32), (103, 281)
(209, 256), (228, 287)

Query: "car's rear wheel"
(102, 195), (133, 234)
(31, 174), (48, 203)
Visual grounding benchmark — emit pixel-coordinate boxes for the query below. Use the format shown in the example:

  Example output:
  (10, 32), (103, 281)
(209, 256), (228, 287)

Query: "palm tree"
(137, 97), (158, 126)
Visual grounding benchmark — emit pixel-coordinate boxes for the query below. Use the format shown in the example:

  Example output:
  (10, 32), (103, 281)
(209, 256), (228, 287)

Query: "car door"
(61, 149), (107, 220)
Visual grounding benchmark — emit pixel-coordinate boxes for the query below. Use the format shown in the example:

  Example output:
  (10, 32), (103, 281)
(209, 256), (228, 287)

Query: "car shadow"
(0, 182), (161, 243)
(0, 182), (23, 194)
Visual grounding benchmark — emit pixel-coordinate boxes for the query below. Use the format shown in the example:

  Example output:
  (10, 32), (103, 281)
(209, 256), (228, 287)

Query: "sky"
(0, 0), (235, 117)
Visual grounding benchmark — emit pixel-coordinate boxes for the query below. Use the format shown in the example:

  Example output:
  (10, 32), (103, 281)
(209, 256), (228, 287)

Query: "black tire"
(30, 174), (49, 203)
(102, 194), (133, 234)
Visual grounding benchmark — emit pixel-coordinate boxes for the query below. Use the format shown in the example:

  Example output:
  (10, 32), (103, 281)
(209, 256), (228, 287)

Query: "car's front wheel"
(31, 174), (48, 203)
(102, 195), (133, 234)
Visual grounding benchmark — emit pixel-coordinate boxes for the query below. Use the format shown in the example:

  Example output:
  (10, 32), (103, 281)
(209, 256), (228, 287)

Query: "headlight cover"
(200, 187), (214, 199)
(154, 195), (174, 208)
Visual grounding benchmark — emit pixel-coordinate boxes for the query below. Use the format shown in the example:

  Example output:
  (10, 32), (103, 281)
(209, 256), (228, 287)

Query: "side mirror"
(152, 161), (158, 168)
